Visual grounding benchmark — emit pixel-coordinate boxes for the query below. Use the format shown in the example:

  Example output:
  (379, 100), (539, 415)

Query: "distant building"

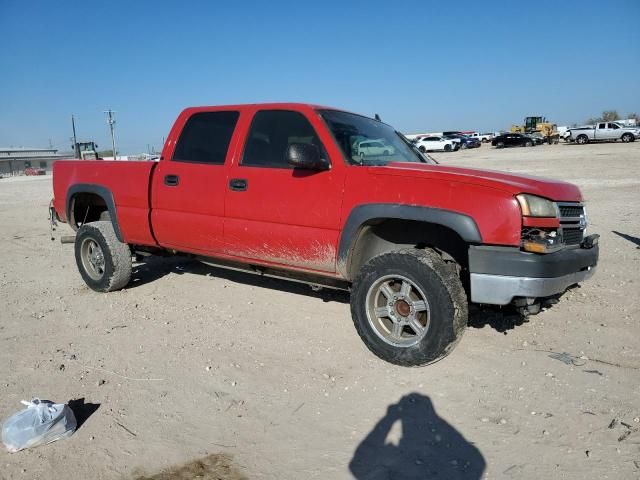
(0, 148), (66, 176)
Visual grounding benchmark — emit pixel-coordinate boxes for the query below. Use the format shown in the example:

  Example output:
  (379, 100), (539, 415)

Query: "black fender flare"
(65, 184), (124, 242)
(337, 204), (482, 279)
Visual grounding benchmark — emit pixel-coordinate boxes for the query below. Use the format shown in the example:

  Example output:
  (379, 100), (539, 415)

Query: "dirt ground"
(1, 141), (639, 479)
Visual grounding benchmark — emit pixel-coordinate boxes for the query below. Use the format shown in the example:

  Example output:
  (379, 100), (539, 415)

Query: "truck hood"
(373, 162), (583, 201)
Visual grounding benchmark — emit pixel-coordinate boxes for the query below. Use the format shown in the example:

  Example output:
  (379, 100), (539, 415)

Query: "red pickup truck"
(51, 103), (599, 366)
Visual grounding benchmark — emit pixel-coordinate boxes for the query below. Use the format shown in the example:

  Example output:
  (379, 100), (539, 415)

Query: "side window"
(598, 123), (606, 129)
(173, 111), (239, 164)
(241, 110), (327, 168)
(610, 123), (619, 129)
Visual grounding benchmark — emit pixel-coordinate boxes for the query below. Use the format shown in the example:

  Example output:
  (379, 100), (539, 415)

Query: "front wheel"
(444, 144), (452, 152)
(621, 133), (634, 143)
(75, 221), (132, 292)
(496, 142), (505, 149)
(525, 140), (533, 147)
(576, 135), (589, 145)
(350, 249), (468, 367)
(418, 146), (426, 153)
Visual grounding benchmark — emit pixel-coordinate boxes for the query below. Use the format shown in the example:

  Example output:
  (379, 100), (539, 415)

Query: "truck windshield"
(319, 110), (434, 165)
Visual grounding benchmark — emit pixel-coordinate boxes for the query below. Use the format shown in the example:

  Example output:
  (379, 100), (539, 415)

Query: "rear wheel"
(576, 135), (589, 145)
(621, 133), (634, 143)
(75, 221), (132, 292)
(350, 249), (468, 367)
(525, 140), (533, 147)
(496, 141), (504, 149)
(418, 146), (426, 153)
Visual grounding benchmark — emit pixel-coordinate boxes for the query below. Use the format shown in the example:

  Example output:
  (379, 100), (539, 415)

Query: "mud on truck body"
(51, 103), (599, 366)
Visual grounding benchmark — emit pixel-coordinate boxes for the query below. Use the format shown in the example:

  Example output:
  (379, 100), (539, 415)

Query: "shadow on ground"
(127, 257), (548, 333)
(132, 453), (246, 480)
(350, 393), (485, 479)
(612, 230), (640, 248)
(127, 256), (349, 303)
(67, 398), (100, 430)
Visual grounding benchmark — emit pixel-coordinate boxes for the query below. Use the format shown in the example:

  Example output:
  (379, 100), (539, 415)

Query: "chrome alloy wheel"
(80, 238), (105, 281)
(365, 274), (431, 347)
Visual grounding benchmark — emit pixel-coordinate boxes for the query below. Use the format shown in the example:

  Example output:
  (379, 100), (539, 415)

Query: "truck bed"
(52, 160), (157, 245)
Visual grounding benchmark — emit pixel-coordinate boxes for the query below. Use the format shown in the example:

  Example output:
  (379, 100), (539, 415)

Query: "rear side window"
(241, 110), (326, 168)
(173, 111), (239, 164)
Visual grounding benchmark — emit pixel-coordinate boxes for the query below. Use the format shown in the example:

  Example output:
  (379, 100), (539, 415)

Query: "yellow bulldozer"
(511, 116), (560, 144)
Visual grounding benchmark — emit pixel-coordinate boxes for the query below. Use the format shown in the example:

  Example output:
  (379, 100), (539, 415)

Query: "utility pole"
(104, 109), (117, 160)
(71, 114), (79, 159)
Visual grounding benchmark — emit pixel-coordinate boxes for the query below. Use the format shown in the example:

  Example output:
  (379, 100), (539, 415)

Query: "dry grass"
(133, 454), (246, 480)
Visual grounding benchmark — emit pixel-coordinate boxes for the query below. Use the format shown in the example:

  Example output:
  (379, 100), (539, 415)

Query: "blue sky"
(1, 0), (639, 154)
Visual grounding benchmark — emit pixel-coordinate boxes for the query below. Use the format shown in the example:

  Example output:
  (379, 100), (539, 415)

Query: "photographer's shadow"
(350, 393), (485, 480)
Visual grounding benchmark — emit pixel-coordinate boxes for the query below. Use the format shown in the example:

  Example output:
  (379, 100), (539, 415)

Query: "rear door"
(223, 107), (344, 273)
(596, 123), (608, 139)
(151, 109), (241, 253)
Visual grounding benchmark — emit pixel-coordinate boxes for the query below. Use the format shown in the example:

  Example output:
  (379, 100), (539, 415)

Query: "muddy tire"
(350, 249), (467, 367)
(74, 221), (132, 292)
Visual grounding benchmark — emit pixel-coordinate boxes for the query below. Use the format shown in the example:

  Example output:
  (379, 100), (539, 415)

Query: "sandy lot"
(1, 141), (639, 479)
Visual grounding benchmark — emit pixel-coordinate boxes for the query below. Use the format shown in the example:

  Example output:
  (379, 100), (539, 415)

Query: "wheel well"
(70, 192), (109, 230)
(347, 219), (470, 286)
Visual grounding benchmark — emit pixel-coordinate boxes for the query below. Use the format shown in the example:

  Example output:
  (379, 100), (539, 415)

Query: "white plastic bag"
(2, 399), (77, 452)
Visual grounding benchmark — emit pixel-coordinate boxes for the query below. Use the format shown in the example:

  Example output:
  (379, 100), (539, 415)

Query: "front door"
(223, 108), (344, 274)
(151, 110), (241, 254)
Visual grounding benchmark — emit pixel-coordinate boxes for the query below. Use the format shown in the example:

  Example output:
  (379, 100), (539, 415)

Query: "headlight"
(516, 194), (558, 218)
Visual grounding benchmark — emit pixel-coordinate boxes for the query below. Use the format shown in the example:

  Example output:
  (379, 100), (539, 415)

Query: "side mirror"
(286, 143), (329, 171)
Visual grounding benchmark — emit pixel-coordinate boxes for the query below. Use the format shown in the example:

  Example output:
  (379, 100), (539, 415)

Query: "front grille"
(558, 202), (586, 246)
(562, 228), (584, 245)
(559, 205), (584, 218)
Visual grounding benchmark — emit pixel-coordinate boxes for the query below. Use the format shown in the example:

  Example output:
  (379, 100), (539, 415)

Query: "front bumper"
(468, 237), (599, 305)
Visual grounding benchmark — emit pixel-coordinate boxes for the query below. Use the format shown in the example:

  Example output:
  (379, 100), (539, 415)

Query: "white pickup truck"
(567, 122), (638, 144)
(466, 132), (493, 143)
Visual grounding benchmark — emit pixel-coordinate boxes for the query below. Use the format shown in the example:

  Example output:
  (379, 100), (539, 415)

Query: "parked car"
(443, 134), (481, 149)
(526, 132), (546, 145)
(414, 136), (459, 152)
(566, 122), (637, 144)
(355, 139), (396, 159)
(51, 102), (598, 367)
(24, 167), (46, 176)
(491, 133), (534, 148)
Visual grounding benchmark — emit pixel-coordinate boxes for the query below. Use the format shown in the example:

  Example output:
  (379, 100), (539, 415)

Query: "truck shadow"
(127, 256), (350, 304)
(467, 305), (529, 333)
(128, 257), (546, 330)
(350, 393), (485, 480)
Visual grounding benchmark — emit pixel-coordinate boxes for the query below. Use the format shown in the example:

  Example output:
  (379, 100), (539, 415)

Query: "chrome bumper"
(470, 266), (596, 305)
